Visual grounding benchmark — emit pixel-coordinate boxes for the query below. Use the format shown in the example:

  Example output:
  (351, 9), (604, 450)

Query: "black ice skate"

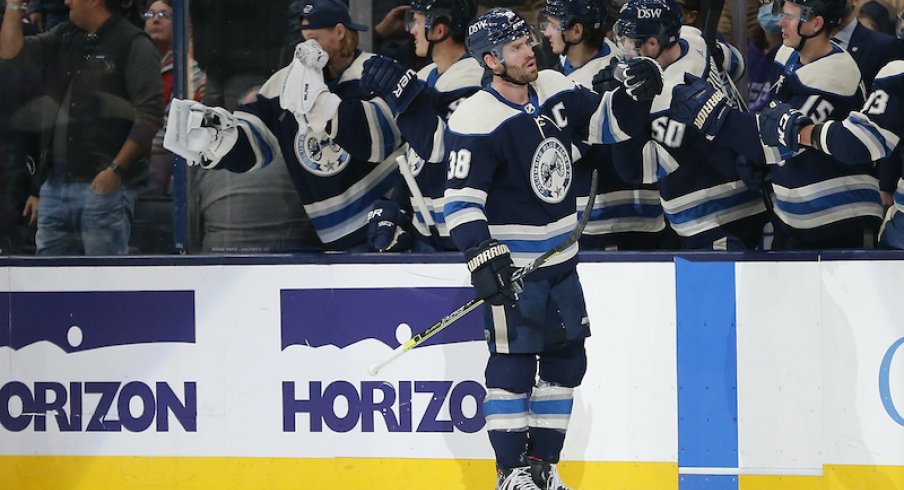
(496, 466), (542, 490)
(528, 458), (572, 490)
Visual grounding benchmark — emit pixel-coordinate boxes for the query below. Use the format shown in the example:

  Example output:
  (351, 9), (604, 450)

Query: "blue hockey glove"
(465, 239), (523, 306)
(735, 155), (769, 191)
(591, 58), (621, 94)
(361, 55), (424, 115)
(670, 74), (731, 140)
(622, 57), (664, 103)
(757, 101), (812, 153)
(366, 200), (412, 252)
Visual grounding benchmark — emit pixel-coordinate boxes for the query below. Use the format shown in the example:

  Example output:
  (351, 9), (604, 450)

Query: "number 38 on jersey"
(448, 149), (472, 180)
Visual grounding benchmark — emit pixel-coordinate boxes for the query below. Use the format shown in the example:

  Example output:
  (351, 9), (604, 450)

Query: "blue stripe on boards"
(676, 259), (739, 490)
(679, 474), (738, 490)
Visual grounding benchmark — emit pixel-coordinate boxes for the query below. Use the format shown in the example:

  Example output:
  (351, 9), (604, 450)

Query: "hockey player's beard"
(496, 60), (539, 85)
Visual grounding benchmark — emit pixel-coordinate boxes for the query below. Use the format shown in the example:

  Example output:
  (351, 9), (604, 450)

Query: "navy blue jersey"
(716, 45), (883, 236)
(815, 60), (904, 214)
(563, 46), (667, 246)
(444, 70), (643, 277)
(207, 51), (402, 250)
(395, 56), (484, 247)
(613, 28), (766, 247)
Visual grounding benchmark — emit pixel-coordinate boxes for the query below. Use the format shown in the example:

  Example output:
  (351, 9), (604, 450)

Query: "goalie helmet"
(406, 0), (478, 40)
(466, 8), (540, 67)
(614, 0), (681, 59)
(771, 0), (846, 29)
(540, 0), (608, 32)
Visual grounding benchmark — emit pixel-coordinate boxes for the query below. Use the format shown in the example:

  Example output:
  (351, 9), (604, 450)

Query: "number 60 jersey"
(443, 70), (647, 279)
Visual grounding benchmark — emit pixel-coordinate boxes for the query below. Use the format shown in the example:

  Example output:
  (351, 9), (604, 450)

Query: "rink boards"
(0, 254), (903, 489)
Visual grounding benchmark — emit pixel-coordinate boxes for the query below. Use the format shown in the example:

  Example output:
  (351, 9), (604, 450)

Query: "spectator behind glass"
(747, 1), (782, 112)
(25, 0), (68, 32)
(0, 0), (164, 256)
(144, 0), (204, 195)
(188, 0), (316, 253)
(831, 0), (904, 88)
(373, 0), (421, 70)
(858, 0), (894, 34)
(0, 3), (40, 254)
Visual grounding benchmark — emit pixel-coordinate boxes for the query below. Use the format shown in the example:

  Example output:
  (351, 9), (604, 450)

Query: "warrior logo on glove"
(531, 137), (572, 204)
(295, 132), (351, 176)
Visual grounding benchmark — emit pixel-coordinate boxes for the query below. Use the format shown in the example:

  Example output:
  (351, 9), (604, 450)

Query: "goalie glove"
(280, 39), (341, 134)
(465, 239), (523, 306)
(757, 101), (812, 153)
(163, 99), (238, 168)
(670, 74), (731, 140)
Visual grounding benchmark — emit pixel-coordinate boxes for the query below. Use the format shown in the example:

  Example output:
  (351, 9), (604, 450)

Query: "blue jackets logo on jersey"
(0, 291), (195, 352)
(295, 130), (351, 176)
(280, 287), (484, 349)
(531, 137), (573, 204)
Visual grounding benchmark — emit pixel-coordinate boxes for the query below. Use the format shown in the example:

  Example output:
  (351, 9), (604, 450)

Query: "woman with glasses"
(143, 0), (205, 196)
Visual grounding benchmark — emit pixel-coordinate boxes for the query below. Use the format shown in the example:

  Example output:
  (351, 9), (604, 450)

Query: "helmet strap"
(495, 63), (530, 85)
(795, 20), (825, 51)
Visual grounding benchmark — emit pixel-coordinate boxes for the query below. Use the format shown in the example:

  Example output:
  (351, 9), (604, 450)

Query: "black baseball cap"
(300, 0), (370, 32)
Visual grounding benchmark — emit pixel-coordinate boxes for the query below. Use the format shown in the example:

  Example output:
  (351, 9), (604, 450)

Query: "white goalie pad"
(163, 99), (239, 168)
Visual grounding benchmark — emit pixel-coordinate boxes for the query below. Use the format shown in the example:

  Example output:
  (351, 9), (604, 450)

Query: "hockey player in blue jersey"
(444, 8), (662, 490)
(163, 0), (402, 251)
(604, 0), (769, 250)
(542, 0), (670, 250)
(358, 0), (483, 252)
(670, 0), (884, 249)
(747, 10), (904, 248)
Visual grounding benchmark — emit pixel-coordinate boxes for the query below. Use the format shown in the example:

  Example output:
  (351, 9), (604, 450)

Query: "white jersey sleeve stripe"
(588, 90), (630, 144)
(235, 110), (283, 171)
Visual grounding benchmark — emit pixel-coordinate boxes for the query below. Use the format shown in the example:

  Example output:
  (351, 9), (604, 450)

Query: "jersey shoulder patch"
(338, 51), (376, 84)
(533, 69), (577, 106)
(434, 57), (484, 92)
(447, 90), (519, 135)
(417, 62), (438, 80)
(783, 46), (862, 97)
(874, 59), (904, 82)
(258, 66), (291, 99)
(651, 30), (709, 113)
(567, 50), (617, 87)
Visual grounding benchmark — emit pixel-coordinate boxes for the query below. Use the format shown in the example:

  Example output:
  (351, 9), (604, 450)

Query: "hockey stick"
(396, 154), (441, 241)
(367, 170), (598, 376)
(700, 0), (748, 111)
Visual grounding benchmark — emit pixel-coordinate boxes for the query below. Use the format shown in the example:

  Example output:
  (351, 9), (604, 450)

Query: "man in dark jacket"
(0, 0), (163, 255)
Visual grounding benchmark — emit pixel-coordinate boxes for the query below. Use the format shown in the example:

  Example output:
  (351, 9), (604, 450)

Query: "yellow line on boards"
(740, 465), (904, 490)
(0, 456), (677, 490)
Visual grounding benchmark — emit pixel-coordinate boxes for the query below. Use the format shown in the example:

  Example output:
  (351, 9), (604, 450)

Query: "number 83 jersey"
(443, 70), (634, 277)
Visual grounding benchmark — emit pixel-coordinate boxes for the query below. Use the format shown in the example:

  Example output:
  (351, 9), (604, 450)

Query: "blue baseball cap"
(300, 0), (369, 32)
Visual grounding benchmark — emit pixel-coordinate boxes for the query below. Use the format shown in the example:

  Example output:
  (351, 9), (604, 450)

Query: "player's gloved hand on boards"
(757, 101), (812, 153)
(670, 74), (731, 140)
(163, 99), (238, 167)
(465, 239), (523, 306)
(591, 58), (621, 94)
(735, 155), (769, 191)
(621, 57), (664, 103)
(367, 200), (413, 252)
(361, 55), (424, 115)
